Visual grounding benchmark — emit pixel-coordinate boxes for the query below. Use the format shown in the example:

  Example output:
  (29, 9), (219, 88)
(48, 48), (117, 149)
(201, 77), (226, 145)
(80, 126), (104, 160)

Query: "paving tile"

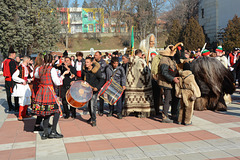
(129, 135), (158, 146)
(139, 144), (166, 152)
(9, 147), (35, 160)
(108, 137), (136, 149)
(230, 127), (240, 133)
(87, 139), (114, 151)
(12, 141), (35, 150)
(201, 150), (233, 159)
(150, 134), (180, 144)
(65, 141), (91, 153)
(92, 149), (119, 157)
(68, 152), (95, 160)
(116, 147), (143, 155)
(183, 140), (213, 149)
(204, 139), (235, 147)
(209, 157), (239, 160)
(144, 150), (166, 157)
(189, 130), (221, 140)
(224, 148), (240, 157)
(169, 132), (201, 142)
(0, 150), (11, 160)
(125, 152), (148, 159)
(176, 153), (207, 160)
(151, 155), (180, 160)
(162, 142), (189, 151)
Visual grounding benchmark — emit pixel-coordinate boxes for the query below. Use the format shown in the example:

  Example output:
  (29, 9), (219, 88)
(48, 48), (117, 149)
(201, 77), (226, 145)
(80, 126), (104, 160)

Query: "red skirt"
(35, 85), (55, 105)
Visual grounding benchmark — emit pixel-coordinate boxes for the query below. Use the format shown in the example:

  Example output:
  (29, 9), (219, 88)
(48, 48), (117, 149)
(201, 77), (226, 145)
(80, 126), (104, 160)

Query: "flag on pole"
(131, 26), (134, 55)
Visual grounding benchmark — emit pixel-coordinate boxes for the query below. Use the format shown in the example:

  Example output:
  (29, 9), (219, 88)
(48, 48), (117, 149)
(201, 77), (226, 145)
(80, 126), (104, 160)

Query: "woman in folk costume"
(12, 56), (32, 121)
(31, 53), (45, 132)
(123, 49), (155, 118)
(34, 54), (69, 140)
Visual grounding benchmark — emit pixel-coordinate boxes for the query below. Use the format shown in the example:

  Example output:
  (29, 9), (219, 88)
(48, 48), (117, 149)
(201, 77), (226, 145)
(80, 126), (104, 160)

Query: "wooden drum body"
(66, 80), (93, 108)
(98, 79), (123, 105)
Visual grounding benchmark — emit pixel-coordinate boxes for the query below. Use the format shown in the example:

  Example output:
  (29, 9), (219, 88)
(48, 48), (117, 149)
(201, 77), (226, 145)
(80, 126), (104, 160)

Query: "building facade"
(199, 0), (240, 43)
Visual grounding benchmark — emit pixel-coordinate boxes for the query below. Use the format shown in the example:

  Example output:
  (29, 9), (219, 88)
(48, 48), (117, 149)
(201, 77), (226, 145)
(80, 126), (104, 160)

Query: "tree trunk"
(66, 33), (68, 49)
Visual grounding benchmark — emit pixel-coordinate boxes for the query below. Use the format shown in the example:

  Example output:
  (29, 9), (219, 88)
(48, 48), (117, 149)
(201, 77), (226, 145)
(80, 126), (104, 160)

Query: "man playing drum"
(106, 57), (126, 119)
(82, 57), (104, 127)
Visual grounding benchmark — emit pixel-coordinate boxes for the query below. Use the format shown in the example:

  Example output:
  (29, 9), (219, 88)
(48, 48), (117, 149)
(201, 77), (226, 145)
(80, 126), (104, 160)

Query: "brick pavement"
(0, 76), (240, 160)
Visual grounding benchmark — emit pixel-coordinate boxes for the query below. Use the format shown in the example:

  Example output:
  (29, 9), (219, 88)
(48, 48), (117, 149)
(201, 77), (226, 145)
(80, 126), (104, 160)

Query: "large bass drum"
(66, 80), (93, 108)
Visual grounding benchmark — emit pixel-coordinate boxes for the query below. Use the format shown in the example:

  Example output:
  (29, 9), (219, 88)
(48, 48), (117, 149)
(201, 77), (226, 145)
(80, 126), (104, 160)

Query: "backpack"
(151, 54), (162, 75)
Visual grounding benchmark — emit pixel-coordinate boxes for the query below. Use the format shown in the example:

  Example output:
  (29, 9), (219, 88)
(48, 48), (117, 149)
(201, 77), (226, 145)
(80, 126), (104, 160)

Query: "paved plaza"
(0, 76), (240, 160)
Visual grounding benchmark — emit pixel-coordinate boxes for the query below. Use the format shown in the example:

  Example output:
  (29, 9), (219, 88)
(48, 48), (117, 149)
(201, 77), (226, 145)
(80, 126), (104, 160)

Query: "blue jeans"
(109, 96), (122, 114)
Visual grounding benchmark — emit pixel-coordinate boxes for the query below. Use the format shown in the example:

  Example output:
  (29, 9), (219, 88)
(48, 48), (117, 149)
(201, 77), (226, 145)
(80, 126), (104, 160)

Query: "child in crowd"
(175, 63), (201, 125)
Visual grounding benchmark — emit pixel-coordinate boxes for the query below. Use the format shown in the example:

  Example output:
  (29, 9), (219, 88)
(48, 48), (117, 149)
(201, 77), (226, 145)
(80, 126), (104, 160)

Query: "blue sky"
(69, 0), (84, 7)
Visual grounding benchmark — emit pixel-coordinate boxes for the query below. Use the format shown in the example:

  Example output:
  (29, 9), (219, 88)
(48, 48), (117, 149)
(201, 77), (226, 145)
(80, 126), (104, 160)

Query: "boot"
(41, 128), (49, 140)
(117, 113), (122, 119)
(48, 130), (63, 139)
(18, 106), (24, 121)
(107, 105), (113, 117)
(23, 105), (32, 118)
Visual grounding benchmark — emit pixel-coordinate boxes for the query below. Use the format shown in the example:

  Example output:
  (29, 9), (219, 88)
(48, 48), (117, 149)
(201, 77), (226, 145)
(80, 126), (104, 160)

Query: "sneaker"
(98, 112), (103, 116)
(162, 117), (173, 123)
(107, 111), (113, 117)
(117, 113), (122, 119)
(34, 126), (44, 133)
(92, 121), (96, 127)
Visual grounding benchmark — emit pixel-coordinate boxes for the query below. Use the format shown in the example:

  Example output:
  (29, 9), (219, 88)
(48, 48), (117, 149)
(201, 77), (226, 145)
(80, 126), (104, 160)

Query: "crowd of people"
(1, 43), (237, 140)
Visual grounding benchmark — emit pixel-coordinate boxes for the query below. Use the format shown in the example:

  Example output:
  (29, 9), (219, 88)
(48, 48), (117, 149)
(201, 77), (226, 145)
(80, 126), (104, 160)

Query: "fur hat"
(159, 42), (183, 57)
(183, 62), (191, 70)
(202, 49), (210, 56)
(8, 46), (15, 54)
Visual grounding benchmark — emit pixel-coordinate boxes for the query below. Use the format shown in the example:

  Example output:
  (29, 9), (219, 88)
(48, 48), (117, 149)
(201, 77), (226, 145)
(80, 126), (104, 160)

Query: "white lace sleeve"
(51, 67), (63, 86)
(12, 70), (25, 83)
(34, 67), (40, 78)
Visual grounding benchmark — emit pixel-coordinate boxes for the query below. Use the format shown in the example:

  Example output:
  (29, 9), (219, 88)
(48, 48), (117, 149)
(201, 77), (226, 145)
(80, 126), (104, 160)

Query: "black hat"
(234, 48), (239, 51)
(183, 62), (191, 70)
(63, 50), (68, 57)
(8, 46), (15, 54)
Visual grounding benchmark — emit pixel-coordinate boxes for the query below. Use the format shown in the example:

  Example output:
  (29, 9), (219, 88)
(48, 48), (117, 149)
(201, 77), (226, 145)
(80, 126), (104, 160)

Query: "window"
(96, 24), (101, 32)
(89, 24), (93, 32)
(201, 9), (204, 18)
(88, 12), (93, 21)
(95, 12), (100, 20)
(71, 12), (81, 23)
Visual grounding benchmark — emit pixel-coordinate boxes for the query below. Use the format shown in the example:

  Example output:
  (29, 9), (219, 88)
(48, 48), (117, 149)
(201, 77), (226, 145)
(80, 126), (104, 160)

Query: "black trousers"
(162, 86), (180, 117)
(61, 86), (76, 118)
(5, 80), (19, 111)
(152, 79), (160, 114)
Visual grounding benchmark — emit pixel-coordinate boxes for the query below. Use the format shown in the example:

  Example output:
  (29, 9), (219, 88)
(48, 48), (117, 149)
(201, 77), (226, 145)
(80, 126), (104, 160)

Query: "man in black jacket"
(59, 57), (77, 119)
(94, 51), (107, 116)
(82, 57), (104, 126)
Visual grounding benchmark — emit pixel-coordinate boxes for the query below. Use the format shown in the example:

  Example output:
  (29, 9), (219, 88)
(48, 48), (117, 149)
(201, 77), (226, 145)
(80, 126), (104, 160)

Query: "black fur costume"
(191, 57), (235, 111)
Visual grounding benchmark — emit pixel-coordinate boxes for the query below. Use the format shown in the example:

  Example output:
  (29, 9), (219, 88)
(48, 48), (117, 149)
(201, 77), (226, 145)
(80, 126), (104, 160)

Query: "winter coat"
(158, 56), (178, 89)
(96, 58), (107, 80)
(106, 64), (126, 86)
(82, 62), (104, 93)
(175, 70), (201, 106)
